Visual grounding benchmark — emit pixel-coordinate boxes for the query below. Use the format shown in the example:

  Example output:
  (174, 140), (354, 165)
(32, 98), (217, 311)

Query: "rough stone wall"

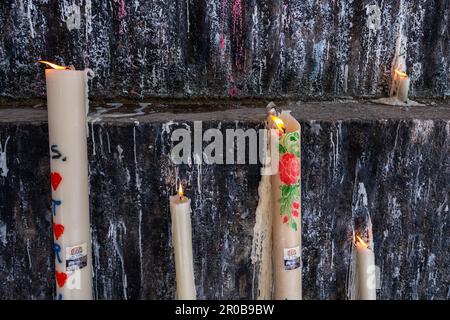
(0, 104), (448, 299)
(0, 0), (449, 99)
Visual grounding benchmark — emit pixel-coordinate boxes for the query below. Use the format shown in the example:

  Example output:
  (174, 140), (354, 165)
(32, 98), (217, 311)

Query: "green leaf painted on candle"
(291, 221), (297, 231)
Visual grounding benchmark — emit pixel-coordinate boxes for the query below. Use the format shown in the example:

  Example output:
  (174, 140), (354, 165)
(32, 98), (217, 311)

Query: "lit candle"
(390, 69), (410, 103)
(169, 183), (196, 300)
(268, 111), (302, 300)
(40, 61), (93, 300)
(355, 235), (376, 300)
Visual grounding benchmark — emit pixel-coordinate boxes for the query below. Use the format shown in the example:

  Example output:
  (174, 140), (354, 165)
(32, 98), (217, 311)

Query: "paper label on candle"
(283, 246), (301, 270)
(65, 243), (88, 272)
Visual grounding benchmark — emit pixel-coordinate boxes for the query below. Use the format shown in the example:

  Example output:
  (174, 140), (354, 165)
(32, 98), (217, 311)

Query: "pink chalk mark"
(231, 0), (245, 70)
(220, 0), (227, 50)
(118, 0), (127, 19)
(231, 0), (242, 35)
(229, 85), (238, 97)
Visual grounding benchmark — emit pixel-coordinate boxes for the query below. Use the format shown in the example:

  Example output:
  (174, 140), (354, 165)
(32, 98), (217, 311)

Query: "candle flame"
(178, 183), (184, 197)
(38, 60), (70, 70)
(271, 115), (285, 133)
(394, 69), (408, 78)
(355, 235), (369, 248)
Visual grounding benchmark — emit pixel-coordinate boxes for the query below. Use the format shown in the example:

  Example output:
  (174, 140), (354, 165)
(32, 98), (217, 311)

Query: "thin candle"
(391, 69), (410, 103)
(169, 183), (196, 300)
(355, 234), (376, 300)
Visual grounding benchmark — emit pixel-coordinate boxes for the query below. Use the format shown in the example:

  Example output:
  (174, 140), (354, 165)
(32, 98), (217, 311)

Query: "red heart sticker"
(56, 271), (67, 288)
(53, 223), (65, 240)
(51, 172), (62, 191)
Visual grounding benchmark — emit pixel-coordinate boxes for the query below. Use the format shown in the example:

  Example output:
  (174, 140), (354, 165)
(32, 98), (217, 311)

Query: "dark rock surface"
(0, 100), (449, 299)
(0, 1), (449, 99)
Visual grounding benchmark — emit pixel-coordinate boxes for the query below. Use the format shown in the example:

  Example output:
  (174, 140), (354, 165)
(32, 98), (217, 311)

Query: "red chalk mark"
(56, 271), (67, 288)
(53, 223), (65, 240)
(50, 172), (62, 191)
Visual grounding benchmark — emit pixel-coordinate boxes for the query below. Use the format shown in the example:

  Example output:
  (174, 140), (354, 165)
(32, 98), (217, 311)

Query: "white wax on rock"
(270, 111), (302, 300)
(45, 69), (93, 300)
(355, 241), (376, 300)
(169, 195), (196, 300)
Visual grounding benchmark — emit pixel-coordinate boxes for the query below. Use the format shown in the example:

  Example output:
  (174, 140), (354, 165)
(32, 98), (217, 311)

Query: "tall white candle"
(169, 184), (196, 300)
(41, 61), (93, 300)
(355, 235), (376, 300)
(269, 111), (302, 300)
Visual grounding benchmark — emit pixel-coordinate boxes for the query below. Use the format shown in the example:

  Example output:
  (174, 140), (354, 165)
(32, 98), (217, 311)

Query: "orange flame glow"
(394, 69), (408, 78)
(38, 60), (70, 70)
(271, 115), (285, 133)
(178, 183), (184, 197)
(355, 235), (369, 248)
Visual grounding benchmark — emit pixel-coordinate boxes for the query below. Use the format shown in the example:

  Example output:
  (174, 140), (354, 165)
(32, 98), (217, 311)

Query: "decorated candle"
(355, 235), (376, 300)
(40, 61), (93, 300)
(169, 184), (196, 300)
(390, 69), (410, 103)
(268, 110), (302, 300)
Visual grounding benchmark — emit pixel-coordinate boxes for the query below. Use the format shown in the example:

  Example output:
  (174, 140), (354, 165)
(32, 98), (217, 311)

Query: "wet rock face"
(0, 103), (448, 300)
(0, 0), (449, 99)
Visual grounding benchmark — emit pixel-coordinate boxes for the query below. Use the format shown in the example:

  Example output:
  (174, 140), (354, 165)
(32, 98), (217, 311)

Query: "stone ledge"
(0, 99), (449, 124)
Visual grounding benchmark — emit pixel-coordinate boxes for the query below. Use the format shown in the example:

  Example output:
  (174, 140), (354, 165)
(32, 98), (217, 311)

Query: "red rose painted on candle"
(279, 153), (300, 185)
(277, 131), (301, 231)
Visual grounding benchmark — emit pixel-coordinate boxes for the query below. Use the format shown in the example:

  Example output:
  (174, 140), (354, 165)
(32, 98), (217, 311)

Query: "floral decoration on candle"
(272, 115), (301, 232)
(278, 133), (301, 231)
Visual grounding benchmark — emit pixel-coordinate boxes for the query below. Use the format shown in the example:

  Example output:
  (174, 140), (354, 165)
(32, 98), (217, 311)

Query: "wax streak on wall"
(26, 0), (36, 38)
(0, 136), (10, 177)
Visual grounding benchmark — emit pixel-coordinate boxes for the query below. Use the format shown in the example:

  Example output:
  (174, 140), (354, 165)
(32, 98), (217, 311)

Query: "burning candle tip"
(271, 115), (286, 134)
(394, 69), (408, 78)
(178, 183), (184, 199)
(355, 235), (369, 248)
(38, 60), (71, 70)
